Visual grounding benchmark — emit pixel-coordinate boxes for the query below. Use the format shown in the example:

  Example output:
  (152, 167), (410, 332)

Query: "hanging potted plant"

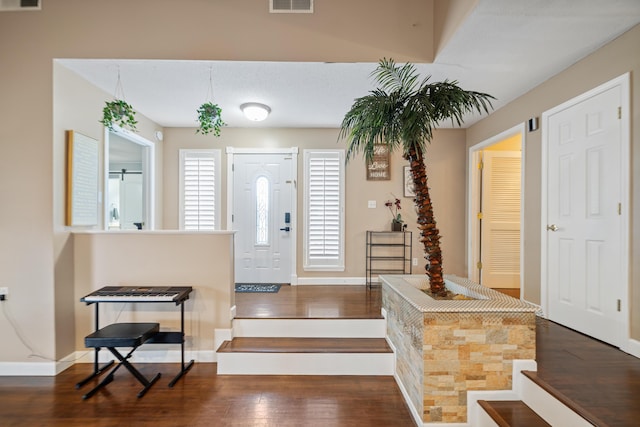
(196, 101), (225, 136)
(196, 67), (225, 136)
(100, 99), (138, 132)
(100, 68), (138, 132)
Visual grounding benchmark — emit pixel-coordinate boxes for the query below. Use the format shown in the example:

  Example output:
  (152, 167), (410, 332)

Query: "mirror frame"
(103, 125), (155, 230)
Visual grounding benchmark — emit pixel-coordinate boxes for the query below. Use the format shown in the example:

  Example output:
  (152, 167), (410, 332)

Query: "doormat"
(235, 283), (282, 293)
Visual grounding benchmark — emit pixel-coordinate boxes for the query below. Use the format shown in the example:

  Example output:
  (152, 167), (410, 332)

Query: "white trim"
(467, 124), (525, 290)
(232, 318), (386, 338)
(540, 73), (630, 348)
(216, 352), (393, 375)
(75, 349), (218, 364)
(624, 338), (640, 358)
(296, 276), (364, 285)
(226, 147), (298, 285)
(0, 351), (77, 376)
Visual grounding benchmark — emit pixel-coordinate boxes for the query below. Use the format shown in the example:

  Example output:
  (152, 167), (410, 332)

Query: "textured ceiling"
(59, 0), (640, 130)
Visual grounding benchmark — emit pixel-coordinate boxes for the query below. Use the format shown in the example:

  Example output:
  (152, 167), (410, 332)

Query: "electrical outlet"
(0, 287), (8, 300)
(412, 258), (418, 266)
(368, 200), (377, 209)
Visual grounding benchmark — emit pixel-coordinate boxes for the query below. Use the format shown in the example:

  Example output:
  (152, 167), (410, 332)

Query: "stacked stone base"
(381, 274), (537, 424)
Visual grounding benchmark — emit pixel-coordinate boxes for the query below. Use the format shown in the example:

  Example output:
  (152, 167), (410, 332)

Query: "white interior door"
(119, 173), (143, 230)
(480, 151), (521, 288)
(544, 83), (624, 346)
(233, 153), (293, 284)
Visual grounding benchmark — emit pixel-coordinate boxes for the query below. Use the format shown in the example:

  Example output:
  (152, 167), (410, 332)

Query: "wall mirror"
(104, 126), (155, 230)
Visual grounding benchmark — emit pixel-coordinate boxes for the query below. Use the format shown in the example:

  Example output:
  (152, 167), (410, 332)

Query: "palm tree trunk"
(405, 146), (446, 296)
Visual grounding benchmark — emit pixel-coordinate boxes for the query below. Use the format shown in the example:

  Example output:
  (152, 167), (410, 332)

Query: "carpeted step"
(478, 400), (550, 427)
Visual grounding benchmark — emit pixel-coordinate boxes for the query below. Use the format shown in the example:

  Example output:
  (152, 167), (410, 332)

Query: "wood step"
(478, 400), (550, 427)
(522, 370), (607, 427)
(217, 337), (392, 353)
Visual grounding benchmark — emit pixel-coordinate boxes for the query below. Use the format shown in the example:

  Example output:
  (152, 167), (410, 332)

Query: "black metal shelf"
(366, 230), (412, 287)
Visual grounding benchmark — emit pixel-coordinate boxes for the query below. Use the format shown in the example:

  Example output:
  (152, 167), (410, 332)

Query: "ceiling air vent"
(0, 0), (40, 11)
(270, 0), (313, 13)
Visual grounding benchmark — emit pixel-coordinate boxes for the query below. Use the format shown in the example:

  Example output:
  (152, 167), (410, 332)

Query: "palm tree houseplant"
(339, 58), (494, 297)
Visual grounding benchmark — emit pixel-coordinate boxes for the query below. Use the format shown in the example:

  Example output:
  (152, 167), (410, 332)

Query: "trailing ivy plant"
(196, 102), (225, 136)
(100, 99), (138, 132)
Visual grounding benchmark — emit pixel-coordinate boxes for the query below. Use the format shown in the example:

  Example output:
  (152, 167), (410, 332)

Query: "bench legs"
(82, 346), (161, 400)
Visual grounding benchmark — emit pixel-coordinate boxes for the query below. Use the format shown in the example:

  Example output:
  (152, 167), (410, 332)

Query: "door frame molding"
(103, 125), (155, 230)
(226, 146), (299, 285)
(540, 73), (630, 349)
(467, 123), (526, 289)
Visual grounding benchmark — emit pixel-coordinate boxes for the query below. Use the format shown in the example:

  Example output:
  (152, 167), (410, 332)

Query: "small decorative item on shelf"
(385, 196), (404, 231)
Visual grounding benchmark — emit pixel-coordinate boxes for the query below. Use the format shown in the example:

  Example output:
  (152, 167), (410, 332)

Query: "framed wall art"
(66, 130), (99, 226)
(403, 165), (415, 197)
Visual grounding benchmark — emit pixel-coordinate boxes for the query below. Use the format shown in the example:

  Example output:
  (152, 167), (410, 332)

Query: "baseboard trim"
(622, 337), (640, 359)
(74, 349), (217, 364)
(295, 277), (365, 285)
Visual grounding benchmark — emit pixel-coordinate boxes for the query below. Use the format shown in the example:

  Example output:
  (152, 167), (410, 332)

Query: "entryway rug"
(235, 283), (282, 293)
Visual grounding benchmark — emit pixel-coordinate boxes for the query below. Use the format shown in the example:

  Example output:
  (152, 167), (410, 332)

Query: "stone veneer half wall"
(381, 274), (537, 424)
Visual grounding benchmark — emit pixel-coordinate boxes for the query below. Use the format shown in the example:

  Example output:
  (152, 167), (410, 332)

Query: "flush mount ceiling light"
(241, 102), (271, 122)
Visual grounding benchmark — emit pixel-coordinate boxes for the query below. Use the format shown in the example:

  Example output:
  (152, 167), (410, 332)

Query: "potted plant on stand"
(339, 58), (494, 296)
(385, 197), (404, 231)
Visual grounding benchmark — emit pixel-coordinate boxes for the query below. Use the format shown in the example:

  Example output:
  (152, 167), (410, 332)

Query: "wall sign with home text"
(366, 144), (390, 180)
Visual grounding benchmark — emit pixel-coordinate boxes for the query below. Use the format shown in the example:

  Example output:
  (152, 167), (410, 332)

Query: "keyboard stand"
(77, 287), (195, 389)
(75, 303), (115, 389)
(146, 302), (195, 386)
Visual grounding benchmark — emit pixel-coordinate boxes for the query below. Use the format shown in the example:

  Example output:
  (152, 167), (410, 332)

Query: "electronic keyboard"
(81, 286), (193, 304)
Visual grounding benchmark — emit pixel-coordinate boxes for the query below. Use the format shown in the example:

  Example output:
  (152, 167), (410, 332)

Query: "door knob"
(280, 227), (290, 232)
(546, 224), (559, 232)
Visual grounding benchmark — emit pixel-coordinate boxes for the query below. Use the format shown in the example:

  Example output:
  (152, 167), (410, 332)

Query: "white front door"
(544, 81), (625, 346)
(480, 150), (521, 288)
(233, 153), (294, 284)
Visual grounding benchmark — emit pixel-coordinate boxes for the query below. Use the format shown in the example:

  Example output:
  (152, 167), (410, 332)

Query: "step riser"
(520, 375), (593, 427)
(233, 318), (386, 338)
(217, 352), (394, 375)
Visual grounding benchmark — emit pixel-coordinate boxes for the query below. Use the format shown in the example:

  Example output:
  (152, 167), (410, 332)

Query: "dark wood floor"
(1, 285), (639, 426)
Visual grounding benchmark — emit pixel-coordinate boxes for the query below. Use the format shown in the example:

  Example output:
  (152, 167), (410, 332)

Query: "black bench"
(82, 323), (161, 399)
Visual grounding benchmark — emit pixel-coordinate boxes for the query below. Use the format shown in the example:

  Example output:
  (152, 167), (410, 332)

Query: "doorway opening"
(468, 124), (524, 296)
(104, 126), (155, 230)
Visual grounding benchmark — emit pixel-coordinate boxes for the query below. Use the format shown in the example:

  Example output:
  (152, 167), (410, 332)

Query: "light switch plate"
(368, 200), (377, 208)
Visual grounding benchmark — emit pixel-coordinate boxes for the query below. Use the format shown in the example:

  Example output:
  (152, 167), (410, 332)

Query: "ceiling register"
(270, 0), (313, 13)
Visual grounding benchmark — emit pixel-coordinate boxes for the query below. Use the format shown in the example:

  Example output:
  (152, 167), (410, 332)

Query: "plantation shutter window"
(303, 149), (345, 271)
(179, 149), (221, 230)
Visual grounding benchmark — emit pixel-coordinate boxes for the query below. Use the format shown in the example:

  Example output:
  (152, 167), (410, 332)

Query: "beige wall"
(73, 232), (234, 356)
(466, 24), (640, 338)
(162, 127), (469, 280)
(0, 0), (451, 366)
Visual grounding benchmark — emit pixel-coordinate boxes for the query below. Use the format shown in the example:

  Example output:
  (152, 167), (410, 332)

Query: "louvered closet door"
(480, 151), (521, 288)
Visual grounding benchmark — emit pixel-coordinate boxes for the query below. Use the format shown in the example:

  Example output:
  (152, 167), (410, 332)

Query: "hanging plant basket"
(196, 102), (225, 136)
(100, 99), (138, 132)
